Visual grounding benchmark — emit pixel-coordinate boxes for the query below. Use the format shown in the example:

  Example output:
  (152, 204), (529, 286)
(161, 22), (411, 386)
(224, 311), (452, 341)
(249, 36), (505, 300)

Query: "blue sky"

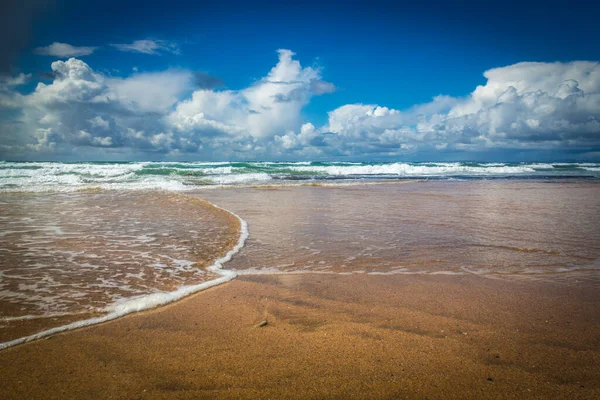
(1, 0), (599, 161)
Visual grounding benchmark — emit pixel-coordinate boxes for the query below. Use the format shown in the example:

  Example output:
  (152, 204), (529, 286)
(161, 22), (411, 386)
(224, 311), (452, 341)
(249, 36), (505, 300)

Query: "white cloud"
(26, 128), (57, 152)
(0, 73), (31, 88)
(88, 116), (110, 130)
(276, 61), (600, 158)
(1, 50), (338, 158)
(271, 125), (326, 159)
(2, 53), (599, 161)
(435, 61), (600, 151)
(0, 73), (30, 108)
(168, 49), (335, 141)
(34, 42), (97, 57)
(448, 61), (600, 118)
(110, 39), (180, 55)
(8, 58), (195, 154)
(106, 70), (193, 113)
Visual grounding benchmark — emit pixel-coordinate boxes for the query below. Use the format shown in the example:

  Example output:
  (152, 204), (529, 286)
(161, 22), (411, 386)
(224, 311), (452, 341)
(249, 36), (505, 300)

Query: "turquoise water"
(1, 161), (599, 192)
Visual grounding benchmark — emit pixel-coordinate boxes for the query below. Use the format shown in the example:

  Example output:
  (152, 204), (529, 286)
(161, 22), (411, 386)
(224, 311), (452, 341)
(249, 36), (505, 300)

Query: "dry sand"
(1, 273), (599, 399)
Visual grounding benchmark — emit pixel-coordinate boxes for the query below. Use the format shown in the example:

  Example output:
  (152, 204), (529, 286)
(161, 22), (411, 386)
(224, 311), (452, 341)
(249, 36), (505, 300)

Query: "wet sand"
(2, 181), (599, 398)
(1, 272), (599, 399)
(0, 192), (240, 343)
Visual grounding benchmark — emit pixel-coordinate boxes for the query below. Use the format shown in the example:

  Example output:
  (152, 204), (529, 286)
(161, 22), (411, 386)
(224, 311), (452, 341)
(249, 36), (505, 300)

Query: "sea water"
(1, 161), (599, 192)
(1, 161), (599, 348)
(0, 190), (245, 347)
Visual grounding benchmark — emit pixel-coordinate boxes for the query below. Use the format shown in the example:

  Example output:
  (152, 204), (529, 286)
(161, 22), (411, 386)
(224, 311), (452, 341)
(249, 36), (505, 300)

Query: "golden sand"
(1, 273), (598, 399)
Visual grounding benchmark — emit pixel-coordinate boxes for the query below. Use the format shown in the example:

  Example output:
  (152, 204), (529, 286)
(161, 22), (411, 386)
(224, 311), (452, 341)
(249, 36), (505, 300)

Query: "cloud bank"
(276, 61), (600, 160)
(1, 50), (599, 161)
(34, 42), (98, 57)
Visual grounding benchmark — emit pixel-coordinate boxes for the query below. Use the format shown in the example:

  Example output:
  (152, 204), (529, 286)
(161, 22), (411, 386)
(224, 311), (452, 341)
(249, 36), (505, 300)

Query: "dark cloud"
(272, 79), (336, 103)
(38, 70), (59, 80)
(310, 80), (336, 95)
(0, 0), (55, 74)
(192, 71), (223, 90)
(265, 80), (302, 85)
(272, 93), (293, 103)
(272, 89), (306, 103)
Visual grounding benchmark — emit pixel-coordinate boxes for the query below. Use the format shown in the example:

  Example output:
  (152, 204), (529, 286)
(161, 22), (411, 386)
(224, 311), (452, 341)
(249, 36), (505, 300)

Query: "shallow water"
(1, 179), (599, 346)
(197, 181), (600, 278)
(0, 191), (239, 342)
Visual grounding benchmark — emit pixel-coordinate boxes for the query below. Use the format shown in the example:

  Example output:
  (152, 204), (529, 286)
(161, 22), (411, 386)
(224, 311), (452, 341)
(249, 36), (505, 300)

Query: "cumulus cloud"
(2, 52), (599, 161)
(3, 58), (194, 155)
(167, 49), (335, 141)
(106, 70), (194, 113)
(272, 61), (600, 159)
(1, 73), (31, 109)
(0, 73), (30, 109)
(433, 61), (600, 151)
(34, 42), (98, 57)
(110, 39), (180, 55)
(1, 50), (335, 159)
(0, 73), (31, 88)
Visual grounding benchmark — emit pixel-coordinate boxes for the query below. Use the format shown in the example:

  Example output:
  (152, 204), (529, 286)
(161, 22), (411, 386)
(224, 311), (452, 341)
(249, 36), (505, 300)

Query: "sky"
(1, 0), (599, 161)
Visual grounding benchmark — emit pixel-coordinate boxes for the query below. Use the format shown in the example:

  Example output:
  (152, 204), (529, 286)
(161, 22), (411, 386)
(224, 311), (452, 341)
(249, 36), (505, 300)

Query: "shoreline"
(2, 180), (599, 398)
(9, 179), (598, 350)
(0, 197), (248, 350)
(2, 266), (597, 351)
(1, 272), (598, 399)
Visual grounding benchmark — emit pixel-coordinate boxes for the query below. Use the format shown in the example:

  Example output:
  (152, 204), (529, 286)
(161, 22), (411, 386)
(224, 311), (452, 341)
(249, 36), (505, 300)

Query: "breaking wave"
(1, 161), (599, 192)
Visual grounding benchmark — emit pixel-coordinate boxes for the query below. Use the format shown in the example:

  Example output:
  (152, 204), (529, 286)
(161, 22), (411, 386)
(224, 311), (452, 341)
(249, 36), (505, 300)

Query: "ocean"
(1, 161), (599, 349)
(1, 161), (599, 192)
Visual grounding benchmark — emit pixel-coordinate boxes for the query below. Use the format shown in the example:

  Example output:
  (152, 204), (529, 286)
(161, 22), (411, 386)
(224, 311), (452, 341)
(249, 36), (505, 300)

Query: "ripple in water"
(0, 191), (240, 342)
(197, 181), (600, 278)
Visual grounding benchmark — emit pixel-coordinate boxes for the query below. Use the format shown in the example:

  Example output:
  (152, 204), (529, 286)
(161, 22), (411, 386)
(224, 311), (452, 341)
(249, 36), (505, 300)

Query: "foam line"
(0, 200), (248, 351)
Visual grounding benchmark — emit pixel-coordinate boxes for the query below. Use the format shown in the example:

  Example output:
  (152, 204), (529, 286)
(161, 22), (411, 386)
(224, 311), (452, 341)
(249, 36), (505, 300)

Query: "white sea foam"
(187, 162), (231, 166)
(288, 163), (536, 176)
(1, 161), (599, 193)
(200, 166), (233, 175)
(528, 163), (556, 169)
(0, 201), (249, 350)
(233, 267), (468, 276)
(460, 266), (491, 275)
(0, 311), (90, 322)
(207, 172), (272, 185)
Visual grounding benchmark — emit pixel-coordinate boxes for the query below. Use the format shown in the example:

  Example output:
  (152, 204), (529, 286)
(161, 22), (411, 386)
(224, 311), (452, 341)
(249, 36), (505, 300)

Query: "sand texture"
(1, 273), (599, 399)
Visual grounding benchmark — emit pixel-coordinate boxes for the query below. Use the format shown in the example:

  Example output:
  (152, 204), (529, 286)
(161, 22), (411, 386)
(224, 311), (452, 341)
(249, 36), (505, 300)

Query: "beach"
(3, 0), (600, 396)
(1, 163), (600, 398)
(1, 273), (599, 399)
